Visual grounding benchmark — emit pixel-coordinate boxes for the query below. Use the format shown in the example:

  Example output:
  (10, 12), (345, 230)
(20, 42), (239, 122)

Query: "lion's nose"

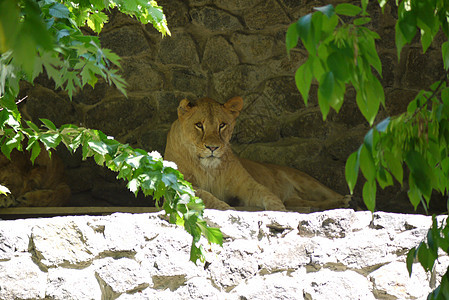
(205, 145), (219, 152)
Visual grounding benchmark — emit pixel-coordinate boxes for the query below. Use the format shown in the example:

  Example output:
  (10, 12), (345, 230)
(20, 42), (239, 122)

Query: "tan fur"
(164, 97), (349, 211)
(0, 145), (70, 207)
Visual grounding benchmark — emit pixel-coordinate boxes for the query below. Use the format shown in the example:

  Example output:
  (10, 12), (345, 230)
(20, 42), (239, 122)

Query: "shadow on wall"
(19, 0), (444, 213)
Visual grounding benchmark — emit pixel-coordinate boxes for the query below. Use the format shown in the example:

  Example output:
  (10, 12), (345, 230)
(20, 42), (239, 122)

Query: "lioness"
(165, 96), (349, 211)
(0, 146), (70, 208)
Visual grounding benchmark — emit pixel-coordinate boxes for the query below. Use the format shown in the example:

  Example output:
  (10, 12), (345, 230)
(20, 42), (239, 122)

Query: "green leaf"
(94, 153), (105, 166)
(345, 150), (360, 194)
(361, 0), (369, 13)
(49, 3), (70, 19)
(417, 243), (436, 272)
(40, 118), (57, 131)
(198, 220), (223, 246)
(314, 4), (335, 18)
(376, 117), (390, 132)
(190, 244), (204, 264)
(359, 36), (382, 76)
(408, 178), (423, 210)
(377, 167), (393, 189)
(442, 41), (449, 70)
(398, 11), (417, 43)
(395, 22), (408, 59)
(13, 30), (37, 77)
(297, 14), (314, 53)
(420, 28), (433, 54)
(87, 11), (108, 33)
(0, 0), (20, 53)
(39, 132), (61, 149)
(0, 184), (10, 195)
(162, 173), (178, 187)
(335, 3), (361, 17)
(406, 150), (434, 198)
(295, 60), (313, 105)
(127, 178), (139, 195)
(327, 51), (350, 82)
(30, 141), (41, 164)
(362, 180), (376, 212)
(354, 17), (371, 26)
(26, 120), (40, 133)
(406, 247), (416, 276)
(384, 151), (403, 184)
(359, 145), (376, 182)
(286, 23), (299, 53)
(318, 71), (335, 120)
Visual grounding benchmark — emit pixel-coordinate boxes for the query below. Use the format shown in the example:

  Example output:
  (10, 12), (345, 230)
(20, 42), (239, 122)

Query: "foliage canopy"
(0, 0), (221, 264)
(287, 0), (449, 298)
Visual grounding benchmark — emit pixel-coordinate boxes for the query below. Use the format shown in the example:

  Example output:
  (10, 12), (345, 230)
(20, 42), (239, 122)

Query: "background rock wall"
(0, 210), (446, 299)
(19, 0), (444, 211)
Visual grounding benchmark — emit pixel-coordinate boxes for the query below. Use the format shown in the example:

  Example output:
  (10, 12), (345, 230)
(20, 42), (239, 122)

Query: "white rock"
(369, 261), (432, 299)
(94, 257), (150, 298)
(30, 219), (95, 268)
(302, 268), (376, 300)
(46, 266), (102, 300)
(0, 210), (442, 299)
(0, 254), (47, 300)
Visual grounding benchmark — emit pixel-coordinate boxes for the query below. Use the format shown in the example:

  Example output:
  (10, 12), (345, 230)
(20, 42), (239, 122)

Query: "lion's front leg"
(195, 189), (235, 210)
(261, 193), (288, 211)
(232, 178), (287, 211)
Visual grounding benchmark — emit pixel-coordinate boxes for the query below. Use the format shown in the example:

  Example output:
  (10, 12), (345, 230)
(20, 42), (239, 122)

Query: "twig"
(0, 95), (28, 111)
(408, 70), (449, 121)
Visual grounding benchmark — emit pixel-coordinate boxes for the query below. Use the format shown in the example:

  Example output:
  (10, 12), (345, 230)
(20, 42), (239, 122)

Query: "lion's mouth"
(199, 156), (221, 168)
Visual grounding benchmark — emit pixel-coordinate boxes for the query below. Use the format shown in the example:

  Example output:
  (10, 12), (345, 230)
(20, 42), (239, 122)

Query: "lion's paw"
(0, 194), (18, 208)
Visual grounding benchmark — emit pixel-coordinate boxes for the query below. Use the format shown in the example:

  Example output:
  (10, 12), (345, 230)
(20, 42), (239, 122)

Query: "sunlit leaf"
(314, 4), (335, 18)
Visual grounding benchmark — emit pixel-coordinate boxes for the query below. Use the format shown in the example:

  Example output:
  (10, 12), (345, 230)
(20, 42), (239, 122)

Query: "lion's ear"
(178, 99), (194, 120)
(224, 96), (243, 117)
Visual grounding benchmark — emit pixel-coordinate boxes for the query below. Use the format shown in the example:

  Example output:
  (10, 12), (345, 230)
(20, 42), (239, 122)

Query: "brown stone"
(212, 65), (270, 99)
(244, 0), (290, 30)
(171, 68), (207, 95)
(24, 85), (77, 127)
(202, 36), (239, 73)
(85, 94), (157, 138)
(281, 110), (329, 139)
(157, 32), (199, 66)
(190, 7), (243, 31)
(385, 89), (418, 116)
(213, 0), (261, 11)
(157, 0), (189, 28)
(120, 56), (164, 91)
(262, 77), (304, 113)
(231, 33), (275, 63)
(99, 26), (151, 57)
(73, 81), (109, 105)
(402, 48), (444, 90)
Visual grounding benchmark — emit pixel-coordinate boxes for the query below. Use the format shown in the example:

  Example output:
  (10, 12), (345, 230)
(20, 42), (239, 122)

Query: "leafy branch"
(0, 0), (221, 263)
(287, 0), (449, 297)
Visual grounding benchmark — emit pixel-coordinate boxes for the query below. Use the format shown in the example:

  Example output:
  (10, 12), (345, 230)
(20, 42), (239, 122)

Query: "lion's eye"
(195, 123), (203, 129)
(219, 123), (226, 130)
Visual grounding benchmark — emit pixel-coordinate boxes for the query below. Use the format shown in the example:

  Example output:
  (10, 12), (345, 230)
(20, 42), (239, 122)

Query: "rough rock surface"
(0, 209), (445, 299)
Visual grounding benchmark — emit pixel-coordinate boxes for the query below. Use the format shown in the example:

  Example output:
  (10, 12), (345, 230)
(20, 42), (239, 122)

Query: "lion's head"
(177, 97), (243, 168)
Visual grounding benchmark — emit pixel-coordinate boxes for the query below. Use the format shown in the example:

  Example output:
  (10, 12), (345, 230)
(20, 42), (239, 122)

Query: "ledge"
(0, 206), (313, 219)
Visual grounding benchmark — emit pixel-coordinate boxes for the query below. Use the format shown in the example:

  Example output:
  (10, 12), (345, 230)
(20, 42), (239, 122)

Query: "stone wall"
(19, 0), (444, 211)
(0, 209), (446, 299)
